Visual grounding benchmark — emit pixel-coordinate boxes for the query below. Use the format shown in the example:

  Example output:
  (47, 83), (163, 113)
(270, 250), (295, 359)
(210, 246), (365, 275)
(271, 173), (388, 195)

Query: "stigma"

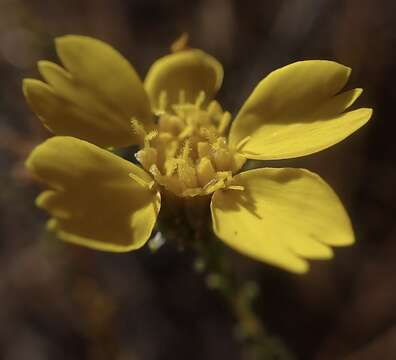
(133, 91), (245, 197)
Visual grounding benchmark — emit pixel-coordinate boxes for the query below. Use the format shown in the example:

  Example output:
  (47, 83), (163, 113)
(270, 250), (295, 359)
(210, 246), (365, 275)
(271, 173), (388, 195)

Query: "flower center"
(133, 91), (245, 197)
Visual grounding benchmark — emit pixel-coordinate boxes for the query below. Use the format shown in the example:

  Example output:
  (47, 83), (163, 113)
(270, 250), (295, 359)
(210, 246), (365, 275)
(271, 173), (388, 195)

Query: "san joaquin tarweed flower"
(24, 35), (372, 274)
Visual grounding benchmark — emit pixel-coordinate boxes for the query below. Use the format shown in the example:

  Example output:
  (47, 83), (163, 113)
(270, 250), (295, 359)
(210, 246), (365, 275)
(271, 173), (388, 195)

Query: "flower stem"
(156, 193), (295, 359)
(195, 237), (295, 360)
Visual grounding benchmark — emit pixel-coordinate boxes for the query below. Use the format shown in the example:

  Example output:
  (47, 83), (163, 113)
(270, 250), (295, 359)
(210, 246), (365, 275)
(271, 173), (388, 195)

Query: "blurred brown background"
(1, 0), (396, 359)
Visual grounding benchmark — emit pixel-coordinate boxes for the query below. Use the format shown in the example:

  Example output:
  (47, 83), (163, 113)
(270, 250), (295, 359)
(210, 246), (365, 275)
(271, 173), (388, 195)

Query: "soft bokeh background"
(1, 0), (395, 359)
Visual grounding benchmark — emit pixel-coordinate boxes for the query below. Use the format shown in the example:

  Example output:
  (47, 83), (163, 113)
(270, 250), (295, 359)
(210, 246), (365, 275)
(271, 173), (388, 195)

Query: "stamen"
(197, 142), (211, 158)
(178, 125), (194, 140)
(131, 118), (146, 141)
(218, 112), (231, 134)
(195, 91), (206, 108)
(181, 139), (191, 161)
(134, 147), (157, 170)
(132, 91), (243, 198)
(164, 158), (178, 176)
(131, 119), (158, 148)
(213, 148), (231, 171)
(177, 161), (198, 188)
(164, 139), (179, 159)
(199, 127), (217, 144)
(149, 164), (161, 177)
(197, 157), (216, 187)
(146, 130), (158, 142)
(158, 91), (168, 114)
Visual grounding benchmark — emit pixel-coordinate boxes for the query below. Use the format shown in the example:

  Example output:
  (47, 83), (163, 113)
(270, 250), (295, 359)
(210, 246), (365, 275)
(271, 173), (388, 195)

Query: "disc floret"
(133, 91), (245, 197)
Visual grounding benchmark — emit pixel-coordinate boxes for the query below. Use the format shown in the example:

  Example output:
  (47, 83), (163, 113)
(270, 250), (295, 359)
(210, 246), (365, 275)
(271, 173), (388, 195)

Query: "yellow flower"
(24, 35), (372, 274)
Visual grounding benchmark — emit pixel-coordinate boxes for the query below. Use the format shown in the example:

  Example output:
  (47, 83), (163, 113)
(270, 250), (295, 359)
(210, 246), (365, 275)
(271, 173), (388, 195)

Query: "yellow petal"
(229, 60), (372, 160)
(24, 35), (152, 147)
(26, 136), (160, 251)
(144, 49), (223, 112)
(211, 168), (354, 274)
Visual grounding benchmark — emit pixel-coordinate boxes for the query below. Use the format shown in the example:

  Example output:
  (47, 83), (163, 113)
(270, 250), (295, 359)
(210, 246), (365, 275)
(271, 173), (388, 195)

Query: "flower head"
(24, 35), (372, 273)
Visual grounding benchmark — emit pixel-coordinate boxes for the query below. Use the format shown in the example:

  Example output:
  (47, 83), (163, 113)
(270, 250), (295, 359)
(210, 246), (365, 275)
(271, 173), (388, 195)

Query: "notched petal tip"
(22, 78), (30, 96)
(355, 87), (363, 97)
(211, 167), (354, 274)
(25, 35), (152, 148)
(24, 145), (37, 172)
(290, 238), (334, 260)
(37, 60), (71, 82)
(229, 60), (372, 160)
(23, 78), (44, 97)
(26, 136), (160, 251)
(292, 261), (310, 274)
(362, 107), (373, 120)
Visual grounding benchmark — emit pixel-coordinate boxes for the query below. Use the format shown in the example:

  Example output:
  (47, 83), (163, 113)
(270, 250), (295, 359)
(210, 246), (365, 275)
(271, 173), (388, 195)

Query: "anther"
(146, 130), (158, 142)
(131, 118), (145, 137)
(131, 88), (243, 197)
(130, 118), (148, 147)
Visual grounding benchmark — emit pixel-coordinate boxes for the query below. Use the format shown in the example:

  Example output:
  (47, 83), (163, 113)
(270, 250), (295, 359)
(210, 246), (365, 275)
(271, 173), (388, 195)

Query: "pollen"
(133, 92), (246, 197)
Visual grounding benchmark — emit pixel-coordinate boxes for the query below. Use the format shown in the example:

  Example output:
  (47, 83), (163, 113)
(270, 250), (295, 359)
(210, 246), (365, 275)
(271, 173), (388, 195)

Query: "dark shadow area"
(0, 0), (395, 359)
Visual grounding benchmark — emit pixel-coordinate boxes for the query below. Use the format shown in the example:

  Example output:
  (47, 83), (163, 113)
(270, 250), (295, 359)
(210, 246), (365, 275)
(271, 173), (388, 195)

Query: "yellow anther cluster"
(133, 93), (245, 197)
